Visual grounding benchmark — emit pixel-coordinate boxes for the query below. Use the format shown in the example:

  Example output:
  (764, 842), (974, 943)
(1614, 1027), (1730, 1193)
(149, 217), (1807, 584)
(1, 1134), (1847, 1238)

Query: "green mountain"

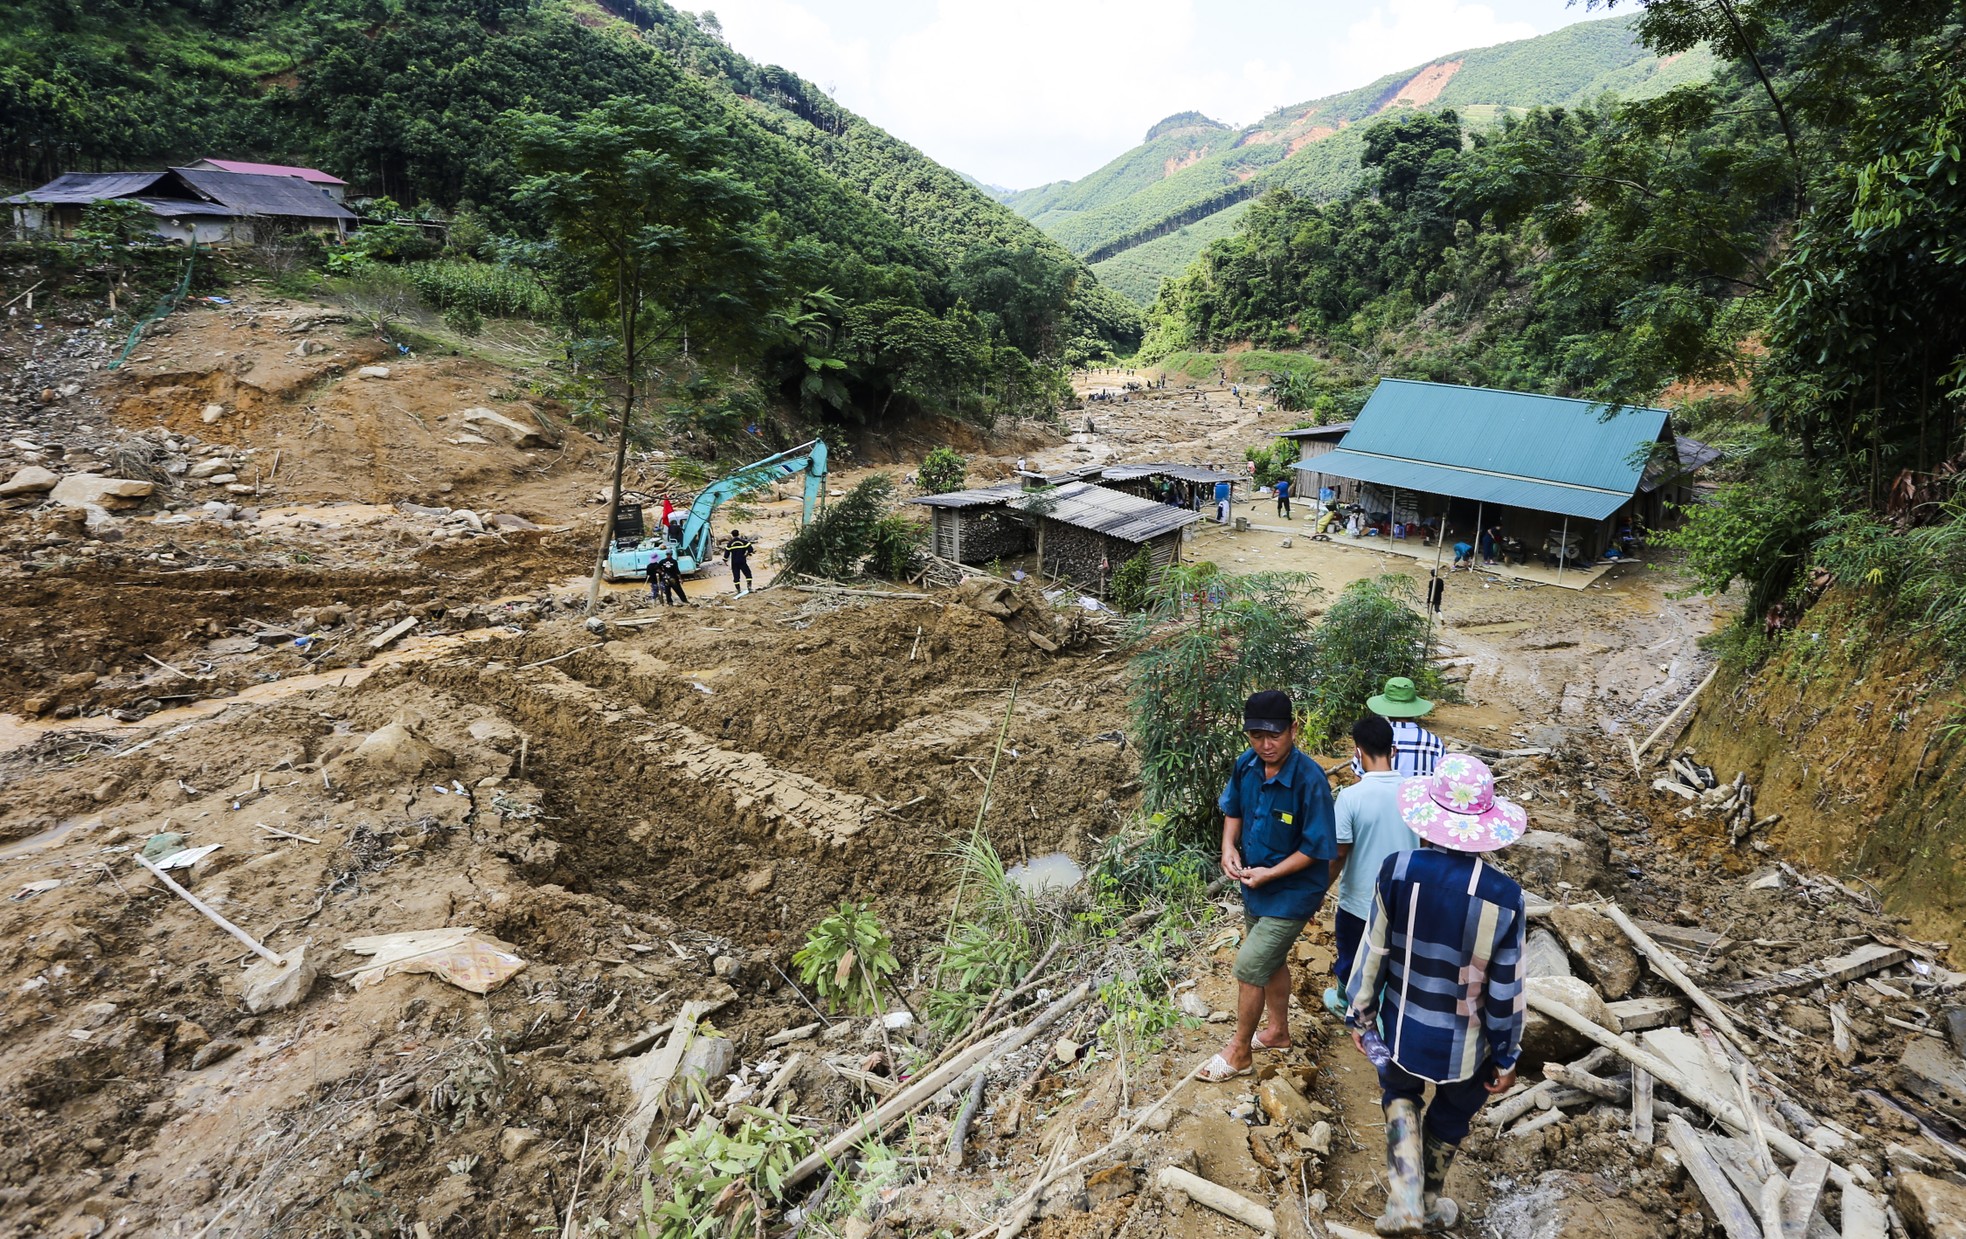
(1006, 13), (1715, 304)
(0, 0), (1140, 358)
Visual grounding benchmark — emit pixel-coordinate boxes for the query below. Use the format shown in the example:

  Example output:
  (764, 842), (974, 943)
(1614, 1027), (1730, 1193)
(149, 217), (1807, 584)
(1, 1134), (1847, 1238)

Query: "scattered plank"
(1156, 1167), (1275, 1233)
(765, 1022), (822, 1047)
(1839, 1186), (1887, 1239)
(1632, 1068), (1655, 1146)
(1706, 942), (1910, 1002)
(1778, 1150), (1831, 1239)
(1610, 996), (1690, 1032)
(255, 822), (322, 845)
(1666, 1114), (1763, 1239)
(758, 1052), (804, 1111)
(368, 617), (418, 653)
(1896, 1038), (1966, 1127)
(1635, 918), (1737, 960)
(1828, 1003), (1856, 1066)
(791, 585), (930, 600)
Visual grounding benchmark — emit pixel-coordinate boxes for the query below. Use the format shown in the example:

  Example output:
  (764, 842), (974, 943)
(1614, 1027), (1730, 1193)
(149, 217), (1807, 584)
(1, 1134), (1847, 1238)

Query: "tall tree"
(508, 97), (778, 611)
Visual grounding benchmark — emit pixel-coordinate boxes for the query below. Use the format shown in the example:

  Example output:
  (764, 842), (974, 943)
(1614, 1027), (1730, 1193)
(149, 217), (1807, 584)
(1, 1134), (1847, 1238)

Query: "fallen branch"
(946, 1071), (988, 1169)
(134, 854), (285, 966)
(255, 822), (323, 845)
(1637, 665), (1718, 761)
(516, 643), (605, 672)
(791, 585), (930, 600)
(145, 652), (195, 681)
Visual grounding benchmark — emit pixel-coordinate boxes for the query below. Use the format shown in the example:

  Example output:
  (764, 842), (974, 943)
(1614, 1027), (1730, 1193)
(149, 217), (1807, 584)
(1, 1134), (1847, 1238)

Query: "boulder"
(1507, 829), (1602, 892)
(49, 475), (154, 509)
(0, 465), (59, 496)
(201, 403), (227, 424)
(498, 1127), (542, 1161)
(458, 406), (546, 448)
(188, 458), (233, 479)
(1547, 905), (1640, 1000)
(1895, 1172), (1966, 1239)
(956, 576), (1020, 618)
(241, 946), (317, 1014)
(78, 503), (122, 539)
(1523, 927), (1574, 981)
(1257, 1075), (1319, 1129)
(1520, 976), (1617, 1066)
(487, 512), (542, 532)
(356, 365), (391, 379)
(341, 722), (451, 778)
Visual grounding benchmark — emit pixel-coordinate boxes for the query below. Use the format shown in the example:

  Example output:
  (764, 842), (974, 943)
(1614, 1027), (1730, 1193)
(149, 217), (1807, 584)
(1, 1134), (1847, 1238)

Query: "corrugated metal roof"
(193, 158), (347, 185)
(1344, 379), (1670, 495)
(1640, 434), (1722, 494)
(1013, 482), (1201, 542)
(129, 196), (240, 218)
(171, 167), (357, 220)
(910, 483), (1026, 509)
(1304, 448), (1631, 521)
(1277, 422), (1354, 440)
(5, 172), (172, 204)
(1098, 463), (1239, 484)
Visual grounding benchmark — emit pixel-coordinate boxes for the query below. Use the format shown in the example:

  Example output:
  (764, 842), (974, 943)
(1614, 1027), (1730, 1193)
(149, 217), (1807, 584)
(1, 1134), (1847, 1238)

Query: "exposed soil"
(0, 301), (1959, 1239)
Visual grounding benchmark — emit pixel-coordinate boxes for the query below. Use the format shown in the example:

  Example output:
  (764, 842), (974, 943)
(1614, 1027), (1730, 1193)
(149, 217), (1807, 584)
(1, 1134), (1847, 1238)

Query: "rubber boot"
(1420, 1133), (1461, 1231)
(1323, 986), (1347, 1019)
(1375, 1099), (1426, 1235)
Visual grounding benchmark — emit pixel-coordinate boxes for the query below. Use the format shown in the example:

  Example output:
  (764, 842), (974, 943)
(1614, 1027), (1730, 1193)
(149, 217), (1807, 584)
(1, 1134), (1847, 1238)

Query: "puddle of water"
(0, 815), (100, 862)
(1004, 851), (1083, 894)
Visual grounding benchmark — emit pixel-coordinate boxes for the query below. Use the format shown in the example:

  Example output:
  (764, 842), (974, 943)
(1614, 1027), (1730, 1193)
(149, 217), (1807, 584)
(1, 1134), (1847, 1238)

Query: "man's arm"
(1220, 816), (1246, 882)
(1327, 842), (1352, 890)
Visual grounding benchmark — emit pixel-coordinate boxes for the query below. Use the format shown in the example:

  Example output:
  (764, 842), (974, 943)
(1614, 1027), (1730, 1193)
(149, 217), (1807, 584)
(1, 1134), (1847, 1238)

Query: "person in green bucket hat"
(1332, 677), (1445, 1020)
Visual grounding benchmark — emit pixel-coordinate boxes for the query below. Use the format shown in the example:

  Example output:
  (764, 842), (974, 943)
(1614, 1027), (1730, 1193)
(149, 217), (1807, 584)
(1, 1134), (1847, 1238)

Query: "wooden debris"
(1542, 1061), (1631, 1104)
(786, 981), (1090, 1189)
(1707, 942), (1910, 1002)
(1638, 667), (1718, 761)
(515, 643), (604, 672)
(1897, 1039), (1966, 1127)
(256, 822), (322, 845)
(1603, 903), (1746, 1047)
(1778, 1150), (1831, 1239)
(1828, 1003), (1856, 1065)
(791, 584), (930, 600)
(1635, 918), (1737, 960)
(368, 617), (417, 653)
(758, 1053), (804, 1111)
(144, 652), (195, 680)
(134, 854), (286, 966)
(946, 1071), (988, 1169)
(1507, 1108), (1568, 1138)
(1487, 1081), (1557, 1127)
(1609, 995), (1689, 1031)
(1156, 1167), (1274, 1233)
(1666, 1115), (1763, 1239)
(1632, 1068), (1654, 1145)
(1839, 1186), (1888, 1239)
(765, 1022), (822, 1047)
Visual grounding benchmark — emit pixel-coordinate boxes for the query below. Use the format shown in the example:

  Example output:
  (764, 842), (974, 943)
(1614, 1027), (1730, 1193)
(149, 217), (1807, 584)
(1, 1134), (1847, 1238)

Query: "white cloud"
(701, 0), (1576, 187)
(1333, 0), (1539, 85)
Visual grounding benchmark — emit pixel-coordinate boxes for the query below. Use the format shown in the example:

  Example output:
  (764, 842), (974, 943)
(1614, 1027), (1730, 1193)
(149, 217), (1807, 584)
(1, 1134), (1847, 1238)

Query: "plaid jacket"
(1349, 720), (1444, 780)
(1344, 848), (1526, 1083)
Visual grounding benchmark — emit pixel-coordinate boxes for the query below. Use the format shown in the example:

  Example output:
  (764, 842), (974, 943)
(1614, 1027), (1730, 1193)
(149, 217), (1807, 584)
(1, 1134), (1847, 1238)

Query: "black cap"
(1242, 690), (1293, 734)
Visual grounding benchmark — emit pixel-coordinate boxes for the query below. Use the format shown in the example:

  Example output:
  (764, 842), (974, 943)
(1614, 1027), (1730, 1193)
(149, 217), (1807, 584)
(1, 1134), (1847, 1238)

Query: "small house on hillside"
(1094, 462), (1240, 512)
(1279, 423), (1358, 502)
(1295, 378), (1712, 574)
(6, 167), (356, 244)
(186, 158), (349, 202)
(913, 479), (1199, 594)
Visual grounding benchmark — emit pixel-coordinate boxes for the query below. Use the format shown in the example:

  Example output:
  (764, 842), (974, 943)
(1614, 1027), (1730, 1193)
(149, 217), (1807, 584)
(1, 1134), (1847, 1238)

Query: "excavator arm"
(606, 438), (828, 580)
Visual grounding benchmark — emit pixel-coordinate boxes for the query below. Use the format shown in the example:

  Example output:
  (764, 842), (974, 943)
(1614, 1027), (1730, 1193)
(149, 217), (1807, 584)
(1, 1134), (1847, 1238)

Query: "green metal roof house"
(1304, 379), (1673, 520)
(1294, 379), (1712, 575)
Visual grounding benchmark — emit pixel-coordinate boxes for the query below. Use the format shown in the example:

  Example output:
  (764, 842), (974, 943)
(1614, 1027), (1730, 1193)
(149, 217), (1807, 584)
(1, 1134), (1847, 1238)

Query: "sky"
(702, 0), (1615, 189)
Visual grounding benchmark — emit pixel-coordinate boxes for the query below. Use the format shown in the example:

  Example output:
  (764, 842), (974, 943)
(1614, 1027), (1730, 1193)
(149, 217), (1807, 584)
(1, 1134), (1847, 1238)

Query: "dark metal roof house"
(912, 479), (1199, 590)
(187, 158), (349, 201)
(7, 166), (355, 243)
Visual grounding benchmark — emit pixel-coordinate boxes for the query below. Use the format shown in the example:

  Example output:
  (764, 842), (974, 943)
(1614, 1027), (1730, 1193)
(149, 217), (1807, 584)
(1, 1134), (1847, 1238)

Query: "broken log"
(1507, 1108), (1568, 1138)
(1706, 942), (1909, 1002)
(1157, 1167), (1274, 1233)
(1666, 1115), (1763, 1239)
(946, 1071), (988, 1170)
(1542, 1061), (1631, 1104)
(1632, 1068), (1654, 1145)
(1487, 1081), (1557, 1127)
(1637, 666), (1717, 761)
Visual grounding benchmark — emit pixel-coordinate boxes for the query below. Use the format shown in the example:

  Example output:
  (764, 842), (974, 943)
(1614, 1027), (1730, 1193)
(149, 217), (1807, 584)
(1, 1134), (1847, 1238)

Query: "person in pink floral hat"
(1341, 752), (1526, 1235)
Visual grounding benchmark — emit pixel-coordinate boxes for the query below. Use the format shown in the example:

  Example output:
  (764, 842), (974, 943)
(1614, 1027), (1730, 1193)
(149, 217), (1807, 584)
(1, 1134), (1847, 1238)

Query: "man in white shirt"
(1324, 715), (1420, 1017)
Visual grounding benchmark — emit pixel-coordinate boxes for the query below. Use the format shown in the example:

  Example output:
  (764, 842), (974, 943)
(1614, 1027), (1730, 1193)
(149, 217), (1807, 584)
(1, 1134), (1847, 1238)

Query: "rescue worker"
(724, 529), (756, 597)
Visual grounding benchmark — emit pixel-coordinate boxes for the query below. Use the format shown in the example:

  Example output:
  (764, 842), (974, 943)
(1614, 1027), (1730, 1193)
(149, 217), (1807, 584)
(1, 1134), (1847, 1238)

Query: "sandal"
(1196, 1052), (1252, 1083)
(1251, 1030), (1292, 1052)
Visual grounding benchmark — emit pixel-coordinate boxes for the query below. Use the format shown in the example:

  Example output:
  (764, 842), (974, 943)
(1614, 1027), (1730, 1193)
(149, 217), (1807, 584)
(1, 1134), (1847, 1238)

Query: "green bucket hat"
(1367, 676), (1435, 719)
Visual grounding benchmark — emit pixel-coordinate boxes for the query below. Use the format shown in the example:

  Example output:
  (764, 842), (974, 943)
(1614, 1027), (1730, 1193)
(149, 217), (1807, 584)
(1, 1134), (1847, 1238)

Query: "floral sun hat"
(1396, 753), (1526, 853)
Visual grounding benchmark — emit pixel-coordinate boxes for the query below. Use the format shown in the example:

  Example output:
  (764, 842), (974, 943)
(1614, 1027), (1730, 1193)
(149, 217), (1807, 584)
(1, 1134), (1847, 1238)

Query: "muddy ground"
(1, 297), (1961, 1238)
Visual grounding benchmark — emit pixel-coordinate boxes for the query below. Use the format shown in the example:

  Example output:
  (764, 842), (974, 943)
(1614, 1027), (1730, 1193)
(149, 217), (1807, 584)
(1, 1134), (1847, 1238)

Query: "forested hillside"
(0, 0), (1140, 422)
(1005, 13), (1713, 304)
(1146, 0), (1966, 680)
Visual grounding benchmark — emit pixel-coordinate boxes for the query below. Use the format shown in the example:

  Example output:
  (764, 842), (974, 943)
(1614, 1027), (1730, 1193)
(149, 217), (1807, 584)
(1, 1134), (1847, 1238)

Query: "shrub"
(1108, 548), (1155, 612)
(442, 304), (484, 336)
(793, 901), (899, 1015)
(776, 473), (915, 580)
(918, 445), (967, 493)
(1298, 575), (1447, 749)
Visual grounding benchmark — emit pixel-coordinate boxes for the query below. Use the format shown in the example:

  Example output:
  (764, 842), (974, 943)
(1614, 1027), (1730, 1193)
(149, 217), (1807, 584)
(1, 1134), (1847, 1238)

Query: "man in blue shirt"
(1273, 476), (1292, 519)
(1200, 690), (1337, 1082)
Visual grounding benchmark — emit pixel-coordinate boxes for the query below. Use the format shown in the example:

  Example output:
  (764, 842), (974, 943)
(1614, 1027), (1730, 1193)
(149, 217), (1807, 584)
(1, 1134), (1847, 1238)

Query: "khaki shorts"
(1234, 914), (1307, 986)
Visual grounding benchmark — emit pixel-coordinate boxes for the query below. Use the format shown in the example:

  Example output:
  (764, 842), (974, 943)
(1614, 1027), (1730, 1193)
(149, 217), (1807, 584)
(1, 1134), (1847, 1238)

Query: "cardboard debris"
(341, 927), (527, 994)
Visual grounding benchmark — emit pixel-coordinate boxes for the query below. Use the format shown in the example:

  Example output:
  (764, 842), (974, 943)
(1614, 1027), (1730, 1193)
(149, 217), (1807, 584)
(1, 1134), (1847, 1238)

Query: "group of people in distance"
(645, 527), (756, 606)
(1206, 678), (1525, 1236)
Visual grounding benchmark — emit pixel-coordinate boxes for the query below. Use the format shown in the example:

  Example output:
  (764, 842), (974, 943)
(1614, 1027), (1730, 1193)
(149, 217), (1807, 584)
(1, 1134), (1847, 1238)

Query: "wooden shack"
(912, 479), (1200, 594)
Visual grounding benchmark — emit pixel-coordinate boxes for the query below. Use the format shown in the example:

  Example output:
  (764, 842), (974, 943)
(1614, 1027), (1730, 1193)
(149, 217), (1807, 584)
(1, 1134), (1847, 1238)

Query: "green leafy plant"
(627, 1108), (811, 1239)
(776, 473), (917, 580)
(918, 445), (968, 494)
(793, 901), (899, 1014)
(1108, 548), (1156, 613)
(1297, 574), (1449, 749)
(927, 830), (1035, 1036)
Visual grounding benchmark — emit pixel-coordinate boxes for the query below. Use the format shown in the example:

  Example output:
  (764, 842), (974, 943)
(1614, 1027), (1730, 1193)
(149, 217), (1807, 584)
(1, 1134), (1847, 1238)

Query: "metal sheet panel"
(1014, 482), (1201, 542)
(1307, 448), (1631, 521)
(171, 167), (358, 221)
(1345, 378), (1669, 496)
